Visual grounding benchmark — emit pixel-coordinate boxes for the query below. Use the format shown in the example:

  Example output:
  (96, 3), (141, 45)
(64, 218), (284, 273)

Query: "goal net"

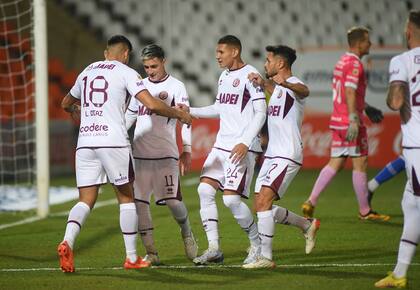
(0, 0), (49, 216)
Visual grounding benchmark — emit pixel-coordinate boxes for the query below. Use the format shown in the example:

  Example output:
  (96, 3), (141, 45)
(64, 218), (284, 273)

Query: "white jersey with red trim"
(265, 77), (305, 164)
(213, 64), (266, 152)
(389, 47), (420, 148)
(70, 60), (146, 149)
(127, 75), (190, 159)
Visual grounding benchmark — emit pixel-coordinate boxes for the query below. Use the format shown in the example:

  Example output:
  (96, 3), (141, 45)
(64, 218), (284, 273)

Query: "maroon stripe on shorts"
(269, 165), (288, 193)
(412, 167), (420, 196)
(128, 154), (135, 182)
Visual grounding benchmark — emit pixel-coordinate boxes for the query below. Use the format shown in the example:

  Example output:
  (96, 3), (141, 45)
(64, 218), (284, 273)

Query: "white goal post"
(34, 0), (49, 218)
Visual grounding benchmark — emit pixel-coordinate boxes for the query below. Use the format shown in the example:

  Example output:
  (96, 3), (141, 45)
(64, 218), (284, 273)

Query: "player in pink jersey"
(301, 27), (389, 221)
(376, 10), (420, 288)
(57, 35), (192, 273)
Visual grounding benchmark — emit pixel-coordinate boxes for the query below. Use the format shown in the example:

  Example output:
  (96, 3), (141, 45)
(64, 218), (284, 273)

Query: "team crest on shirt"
(232, 78), (240, 87)
(352, 68), (359, 75)
(159, 91), (169, 100)
(277, 89), (283, 98)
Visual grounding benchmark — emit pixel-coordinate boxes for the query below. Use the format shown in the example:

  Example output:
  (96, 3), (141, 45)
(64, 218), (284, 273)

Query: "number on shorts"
(164, 175), (174, 187)
(268, 163), (278, 175)
(226, 166), (239, 179)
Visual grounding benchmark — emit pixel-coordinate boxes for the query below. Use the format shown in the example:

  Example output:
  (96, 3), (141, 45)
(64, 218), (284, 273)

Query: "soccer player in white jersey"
(242, 45), (320, 269)
(375, 10), (420, 288)
(57, 35), (192, 273)
(183, 35), (267, 265)
(125, 44), (198, 265)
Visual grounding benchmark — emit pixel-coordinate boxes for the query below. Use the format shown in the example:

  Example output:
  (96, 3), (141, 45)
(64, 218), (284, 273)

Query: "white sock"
(257, 210), (275, 260)
(63, 201), (90, 249)
(166, 199), (192, 238)
(272, 205), (311, 231)
(223, 195), (259, 247)
(135, 200), (157, 255)
(198, 182), (219, 250)
(368, 179), (379, 192)
(120, 203), (138, 263)
(393, 240), (417, 278)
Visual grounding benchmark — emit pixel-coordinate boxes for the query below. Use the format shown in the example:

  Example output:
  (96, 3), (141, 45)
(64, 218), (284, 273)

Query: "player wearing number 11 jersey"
(57, 35), (192, 273)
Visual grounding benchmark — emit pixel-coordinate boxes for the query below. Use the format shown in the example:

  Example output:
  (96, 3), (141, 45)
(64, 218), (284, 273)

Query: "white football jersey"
(213, 64), (266, 152)
(127, 75), (190, 159)
(265, 77), (306, 164)
(70, 60), (146, 149)
(389, 47), (420, 148)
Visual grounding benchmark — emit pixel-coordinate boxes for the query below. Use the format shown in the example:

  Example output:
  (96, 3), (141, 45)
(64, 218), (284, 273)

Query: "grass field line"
(0, 199), (117, 230)
(1, 263), (420, 272)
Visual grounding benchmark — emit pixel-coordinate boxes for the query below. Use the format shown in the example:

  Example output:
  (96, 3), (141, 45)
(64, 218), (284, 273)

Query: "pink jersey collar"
(345, 52), (361, 60)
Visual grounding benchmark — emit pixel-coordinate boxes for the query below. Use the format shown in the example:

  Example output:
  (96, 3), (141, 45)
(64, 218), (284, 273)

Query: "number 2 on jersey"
(82, 76), (109, 107)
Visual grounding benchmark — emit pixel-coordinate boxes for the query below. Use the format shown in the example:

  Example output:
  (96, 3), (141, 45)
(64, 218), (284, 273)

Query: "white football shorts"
(75, 146), (134, 187)
(255, 157), (301, 199)
(201, 148), (257, 198)
(133, 158), (182, 205)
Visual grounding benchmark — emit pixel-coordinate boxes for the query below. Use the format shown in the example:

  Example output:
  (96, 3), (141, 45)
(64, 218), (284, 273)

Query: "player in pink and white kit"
(301, 27), (389, 221)
(187, 35), (267, 265)
(57, 35), (192, 272)
(375, 10), (420, 288)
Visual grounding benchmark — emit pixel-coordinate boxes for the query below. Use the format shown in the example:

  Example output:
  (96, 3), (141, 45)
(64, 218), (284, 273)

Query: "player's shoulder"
(167, 75), (186, 87)
(287, 76), (304, 85)
(243, 64), (260, 75)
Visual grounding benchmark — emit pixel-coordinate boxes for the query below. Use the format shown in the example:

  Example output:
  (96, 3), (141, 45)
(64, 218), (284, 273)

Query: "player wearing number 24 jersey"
(57, 35), (192, 273)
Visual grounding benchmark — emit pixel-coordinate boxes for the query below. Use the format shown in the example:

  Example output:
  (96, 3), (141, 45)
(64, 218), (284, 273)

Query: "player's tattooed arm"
(387, 81), (408, 111)
(61, 93), (81, 122)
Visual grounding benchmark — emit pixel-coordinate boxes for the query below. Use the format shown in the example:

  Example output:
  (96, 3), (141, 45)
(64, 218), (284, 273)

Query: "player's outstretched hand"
(365, 105), (384, 123)
(176, 103), (190, 112)
(179, 152), (191, 176)
(230, 143), (249, 164)
(248, 72), (264, 88)
(176, 108), (193, 125)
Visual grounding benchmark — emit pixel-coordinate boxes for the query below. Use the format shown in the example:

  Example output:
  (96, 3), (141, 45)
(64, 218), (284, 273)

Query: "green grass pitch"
(0, 170), (419, 290)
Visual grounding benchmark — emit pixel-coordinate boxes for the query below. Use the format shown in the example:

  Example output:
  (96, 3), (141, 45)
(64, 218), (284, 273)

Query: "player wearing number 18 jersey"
(57, 35), (192, 273)
(302, 27), (389, 221)
(376, 10), (420, 288)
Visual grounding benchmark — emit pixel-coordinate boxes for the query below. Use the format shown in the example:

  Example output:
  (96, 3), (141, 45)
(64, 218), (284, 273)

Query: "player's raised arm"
(271, 74), (310, 99)
(135, 89), (192, 125)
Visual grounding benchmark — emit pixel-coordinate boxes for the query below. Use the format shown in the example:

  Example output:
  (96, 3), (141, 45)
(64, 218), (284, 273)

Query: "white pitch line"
(0, 199), (117, 230)
(1, 263), (420, 272)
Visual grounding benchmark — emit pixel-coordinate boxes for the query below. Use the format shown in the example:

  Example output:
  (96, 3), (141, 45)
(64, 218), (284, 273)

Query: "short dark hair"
(409, 10), (420, 28)
(265, 45), (297, 67)
(218, 35), (242, 52)
(107, 35), (133, 52)
(141, 44), (165, 60)
(347, 26), (369, 46)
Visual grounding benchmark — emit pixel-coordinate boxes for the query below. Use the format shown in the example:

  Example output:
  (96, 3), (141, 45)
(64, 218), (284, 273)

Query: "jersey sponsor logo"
(277, 89), (283, 98)
(415, 55), (420, 64)
(219, 79), (223, 86)
(268, 105), (281, 116)
(79, 123), (109, 133)
(138, 105), (152, 116)
(389, 69), (400, 76)
(256, 86), (264, 93)
(114, 173), (128, 183)
(218, 93), (239, 104)
(232, 78), (240, 87)
(159, 91), (169, 100)
(136, 81), (144, 87)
